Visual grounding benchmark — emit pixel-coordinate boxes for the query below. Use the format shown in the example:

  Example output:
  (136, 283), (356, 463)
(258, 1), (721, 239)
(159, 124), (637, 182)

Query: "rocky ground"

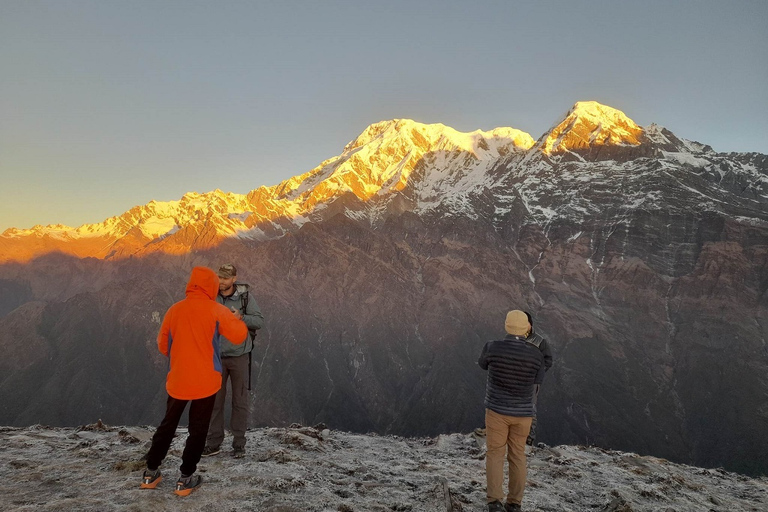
(0, 422), (766, 512)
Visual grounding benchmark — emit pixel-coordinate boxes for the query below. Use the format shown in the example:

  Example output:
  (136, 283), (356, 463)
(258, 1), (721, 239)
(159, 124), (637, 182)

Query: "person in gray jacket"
(202, 263), (264, 458)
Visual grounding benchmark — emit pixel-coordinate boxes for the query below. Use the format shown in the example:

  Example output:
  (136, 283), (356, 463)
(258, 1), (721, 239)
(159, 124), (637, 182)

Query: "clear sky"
(2, 0), (766, 232)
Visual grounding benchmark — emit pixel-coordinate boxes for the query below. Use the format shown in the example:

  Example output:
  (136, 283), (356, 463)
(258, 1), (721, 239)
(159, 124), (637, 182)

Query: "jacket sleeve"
(477, 342), (490, 370)
(243, 295), (265, 332)
(157, 310), (172, 357)
(217, 305), (249, 345)
(540, 339), (553, 370)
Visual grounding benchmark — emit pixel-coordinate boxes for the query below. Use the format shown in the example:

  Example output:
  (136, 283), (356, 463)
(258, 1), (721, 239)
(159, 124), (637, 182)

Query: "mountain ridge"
(1, 101), (760, 263)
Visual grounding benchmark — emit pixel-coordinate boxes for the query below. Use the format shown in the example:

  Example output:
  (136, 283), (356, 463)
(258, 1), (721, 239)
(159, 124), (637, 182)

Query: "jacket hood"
(185, 266), (219, 300)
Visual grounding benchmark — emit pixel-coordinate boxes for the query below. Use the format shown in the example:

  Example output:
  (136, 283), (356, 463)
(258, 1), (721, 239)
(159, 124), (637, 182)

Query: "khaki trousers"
(206, 354), (249, 450)
(485, 409), (532, 505)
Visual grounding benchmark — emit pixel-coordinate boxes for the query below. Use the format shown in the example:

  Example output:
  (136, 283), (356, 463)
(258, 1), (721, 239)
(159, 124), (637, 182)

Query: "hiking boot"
(139, 468), (162, 489)
(201, 445), (220, 457)
(174, 474), (202, 496)
(488, 501), (506, 512)
(506, 503), (522, 512)
(233, 447), (245, 459)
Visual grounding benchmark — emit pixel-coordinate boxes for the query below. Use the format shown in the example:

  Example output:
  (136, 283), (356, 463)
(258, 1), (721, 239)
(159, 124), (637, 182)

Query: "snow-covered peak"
(345, 119), (534, 155)
(645, 123), (714, 155)
(270, 119), (534, 210)
(2, 104), (762, 263)
(1, 224), (76, 239)
(540, 101), (644, 154)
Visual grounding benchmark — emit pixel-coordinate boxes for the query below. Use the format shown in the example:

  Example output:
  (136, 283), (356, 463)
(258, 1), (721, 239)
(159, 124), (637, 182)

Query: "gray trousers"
(206, 353), (249, 450)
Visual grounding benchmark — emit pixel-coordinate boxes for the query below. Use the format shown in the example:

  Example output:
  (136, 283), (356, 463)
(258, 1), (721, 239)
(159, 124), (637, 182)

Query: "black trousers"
(146, 393), (217, 476)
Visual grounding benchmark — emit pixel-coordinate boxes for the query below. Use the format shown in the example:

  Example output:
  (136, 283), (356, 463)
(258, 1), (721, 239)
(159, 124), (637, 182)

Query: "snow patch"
(138, 217), (178, 239)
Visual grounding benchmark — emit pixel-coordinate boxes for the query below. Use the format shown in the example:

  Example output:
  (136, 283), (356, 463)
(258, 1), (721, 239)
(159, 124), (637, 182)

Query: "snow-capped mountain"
(539, 100), (645, 155)
(1, 102), (767, 477)
(3, 101), (765, 265)
(0, 119), (533, 262)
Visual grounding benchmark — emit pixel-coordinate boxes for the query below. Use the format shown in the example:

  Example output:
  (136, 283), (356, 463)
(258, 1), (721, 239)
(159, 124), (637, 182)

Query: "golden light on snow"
(0, 103), (653, 263)
(541, 101), (644, 155)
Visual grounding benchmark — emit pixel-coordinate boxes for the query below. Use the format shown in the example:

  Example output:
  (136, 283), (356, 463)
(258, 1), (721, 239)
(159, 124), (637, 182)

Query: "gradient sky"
(2, 0), (766, 232)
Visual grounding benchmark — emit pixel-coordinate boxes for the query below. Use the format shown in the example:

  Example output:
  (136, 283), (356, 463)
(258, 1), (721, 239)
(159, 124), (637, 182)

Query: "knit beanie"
(505, 310), (530, 336)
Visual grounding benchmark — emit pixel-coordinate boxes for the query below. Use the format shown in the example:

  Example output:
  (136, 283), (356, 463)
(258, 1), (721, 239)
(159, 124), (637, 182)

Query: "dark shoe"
(174, 474), (202, 496)
(139, 468), (162, 489)
(506, 503), (522, 512)
(201, 445), (220, 457)
(233, 446), (245, 459)
(488, 501), (506, 512)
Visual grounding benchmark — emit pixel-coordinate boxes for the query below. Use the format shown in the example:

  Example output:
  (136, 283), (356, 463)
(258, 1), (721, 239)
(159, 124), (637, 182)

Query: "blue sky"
(2, 0), (766, 231)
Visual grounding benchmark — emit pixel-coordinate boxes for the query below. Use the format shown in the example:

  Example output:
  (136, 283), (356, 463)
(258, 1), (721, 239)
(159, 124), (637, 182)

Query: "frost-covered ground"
(0, 423), (766, 512)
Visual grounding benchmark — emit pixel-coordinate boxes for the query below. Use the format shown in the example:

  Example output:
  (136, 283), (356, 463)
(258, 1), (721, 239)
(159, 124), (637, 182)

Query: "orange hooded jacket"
(158, 266), (248, 400)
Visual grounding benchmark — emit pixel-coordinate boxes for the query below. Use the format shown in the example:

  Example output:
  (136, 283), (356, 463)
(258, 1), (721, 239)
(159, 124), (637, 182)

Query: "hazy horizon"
(2, 0), (766, 231)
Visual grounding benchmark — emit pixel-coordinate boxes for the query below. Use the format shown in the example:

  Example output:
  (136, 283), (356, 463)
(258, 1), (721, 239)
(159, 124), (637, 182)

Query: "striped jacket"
(478, 334), (546, 417)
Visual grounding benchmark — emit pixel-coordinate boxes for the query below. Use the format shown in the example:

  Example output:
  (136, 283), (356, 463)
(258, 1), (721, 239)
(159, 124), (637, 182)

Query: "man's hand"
(230, 306), (243, 320)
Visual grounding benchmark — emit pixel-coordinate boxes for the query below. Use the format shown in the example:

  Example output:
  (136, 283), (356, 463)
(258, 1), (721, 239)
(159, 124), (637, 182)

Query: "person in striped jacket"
(478, 310), (547, 512)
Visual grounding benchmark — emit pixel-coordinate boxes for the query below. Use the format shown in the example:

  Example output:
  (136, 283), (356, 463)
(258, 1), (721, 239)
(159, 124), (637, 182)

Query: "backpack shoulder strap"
(234, 283), (250, 312)
(240, 290), (249, 312)
(526, 333), (543, 349)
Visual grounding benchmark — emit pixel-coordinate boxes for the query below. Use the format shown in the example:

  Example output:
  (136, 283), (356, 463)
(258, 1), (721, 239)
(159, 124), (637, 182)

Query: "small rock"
(117, 429), (140, 444)
(603, 497), (634, 512)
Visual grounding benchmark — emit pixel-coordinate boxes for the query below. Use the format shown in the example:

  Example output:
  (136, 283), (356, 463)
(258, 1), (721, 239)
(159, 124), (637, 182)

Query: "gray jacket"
(216, 283), (265, 358)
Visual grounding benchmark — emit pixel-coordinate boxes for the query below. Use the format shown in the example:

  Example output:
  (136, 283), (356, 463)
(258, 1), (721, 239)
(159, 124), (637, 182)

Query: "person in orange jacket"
(140, 266), (248, 496)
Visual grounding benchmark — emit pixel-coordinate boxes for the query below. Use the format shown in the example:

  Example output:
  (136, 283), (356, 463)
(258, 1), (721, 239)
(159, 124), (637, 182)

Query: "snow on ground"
(1, 423), (766, 512)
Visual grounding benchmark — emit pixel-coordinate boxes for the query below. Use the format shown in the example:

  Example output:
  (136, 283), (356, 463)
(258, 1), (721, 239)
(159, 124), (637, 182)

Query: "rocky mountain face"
(1, 101), (767, 476)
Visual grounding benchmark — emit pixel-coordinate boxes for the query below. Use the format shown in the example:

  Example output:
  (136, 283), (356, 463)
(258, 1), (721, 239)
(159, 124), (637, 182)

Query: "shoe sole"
(174, 487), (198, 496)
(140, 475), (162, 489)
(202, 449), (220, 457)
(174, 477), (202, 496)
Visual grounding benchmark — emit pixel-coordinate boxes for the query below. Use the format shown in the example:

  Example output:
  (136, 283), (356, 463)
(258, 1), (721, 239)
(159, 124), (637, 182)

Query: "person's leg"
(205, 363), (229, 449)
(146, 395), (188, 470)
(506, 416), (533, 506)
(180, 393), (217, 476)
(485, 409), (510, 504)
(228, 354), (250, 450)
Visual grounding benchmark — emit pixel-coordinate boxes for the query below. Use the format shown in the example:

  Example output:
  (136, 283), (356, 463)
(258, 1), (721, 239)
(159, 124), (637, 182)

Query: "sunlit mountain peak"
(540, 101), (644, 154)
(345, 119), (534, 156)
(3, 102), (745, 264)
(269, 119), (534, 211)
